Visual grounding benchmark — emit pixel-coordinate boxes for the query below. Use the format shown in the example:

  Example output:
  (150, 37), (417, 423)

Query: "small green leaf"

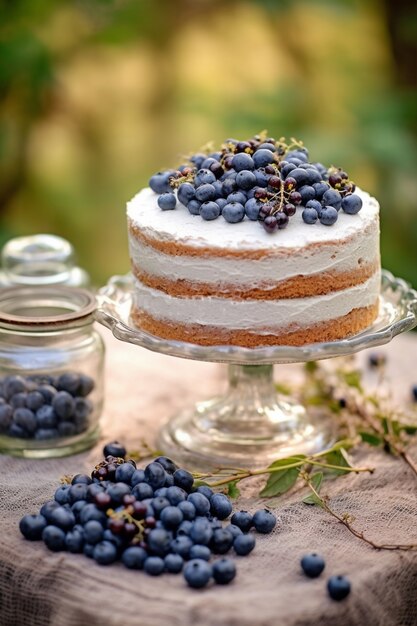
(260, 467), (299, 497)
(359, 431), (382, 446)
(267, 455), (306, 470)
(275, 382), (292, 395)
(401, 425), (417, 435)
(325, 448), (352, 474)
(227, 480), (241, 499)
(305, 361), (318, 374)
(341, 370), (363, 391)
(303, 472), (324, 506)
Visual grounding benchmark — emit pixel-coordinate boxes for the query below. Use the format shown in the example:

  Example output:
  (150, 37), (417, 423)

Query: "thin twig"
(303, 474), (417, 552)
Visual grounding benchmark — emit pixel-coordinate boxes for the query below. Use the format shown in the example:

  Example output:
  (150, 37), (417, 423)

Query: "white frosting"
(132, 271), (381, 330)
(129, 227), (378, 286)
(127, 187), (379, 252)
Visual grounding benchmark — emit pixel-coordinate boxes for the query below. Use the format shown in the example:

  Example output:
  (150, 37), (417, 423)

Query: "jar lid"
(0, 286), (97, 331)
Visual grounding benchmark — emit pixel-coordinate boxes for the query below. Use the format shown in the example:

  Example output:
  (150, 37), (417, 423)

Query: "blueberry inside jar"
(0, 286), (104, 458)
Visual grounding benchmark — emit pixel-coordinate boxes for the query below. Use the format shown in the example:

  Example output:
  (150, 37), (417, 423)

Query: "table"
(1, 329), (417, 626)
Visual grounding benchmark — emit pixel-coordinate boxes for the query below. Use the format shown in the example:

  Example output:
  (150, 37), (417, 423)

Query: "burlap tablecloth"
(1, 329), (417, 626)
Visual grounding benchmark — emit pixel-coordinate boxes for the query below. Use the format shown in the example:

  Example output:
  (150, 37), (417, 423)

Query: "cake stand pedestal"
(96, 270), (417, 469)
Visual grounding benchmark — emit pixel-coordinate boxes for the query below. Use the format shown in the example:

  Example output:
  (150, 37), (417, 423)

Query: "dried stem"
(303, 474), (417, 552)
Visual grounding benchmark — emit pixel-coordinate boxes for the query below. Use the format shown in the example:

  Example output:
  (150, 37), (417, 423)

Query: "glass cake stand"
(96, 270), (417, 469)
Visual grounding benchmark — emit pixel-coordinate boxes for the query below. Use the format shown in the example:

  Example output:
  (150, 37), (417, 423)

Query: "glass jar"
(0, 286), (104, 458)
(0, 234), (89, 287)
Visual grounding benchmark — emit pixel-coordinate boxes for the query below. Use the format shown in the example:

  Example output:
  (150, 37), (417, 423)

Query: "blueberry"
(145, 462), (167, 489)
(211, 528), (234, 554)
(210, 493), (232, 520)
(160, 505), (183, 529)
(40, 500), (60, 523)
(190, 154), (206, 169)
(195, 485), (212, 499)
(19, 514), (47, 540)
(132, 482), (154, 500)
(195, 168), (216, 186)
(200, 201), (221, 221)
(254, 168), (270, 188)
(212, 558), (236, 585)
(49, 506), (75, 531)
(122, 546), (147, 569)
(0, 404), (13, 431)
(68, 483), (88, 503)
(252, 509), (276, 533)
(164, 553), (184, 573)
(147, 528), (171, 556)
(216, 197), (227, 211)
(187, 492), (210, 516)
(230, 510), (253, 533)
(58, 422), (77, 437)
(71, 473), (92, 485)
(281, 161), (297, 178)
(195, 183), (216, 203)
(173, 468), (194, 492)
(154, 487), (168, 498)
(8, 423), (27, 438)
(301, 553), (325, 578)
(83, 542), (95, 558)
(245, 198), (261, 221)
(258, 142), (277, 152)
(54, 485), (71, 505)
(177, 501), (196, 521)
(342, 194), (362, 214)
(187, 199), (202, 215)
(231, 153), (254, 172)
(13, 407), (37, 434)
(65, 529), (84, 553)
(10, 392), (27, 408)
(253, 149), (275, 168)
(78, 374), (95, 397)
(115, 462), (136, 484)
(298, 185), (316, 204)
(312, 181), (329, 199)
(287, 167), (309, 187)
(4, 376), (27, 399)
(107, 482), (132, 504)
(36, 405), (57, 428)
(84, 520), (104, 544)
(144, 556), (165, 576)
(42, 525), (67, 551)
(165, 485), (187, 506)
(154, 456), (178, 475)
(183, 559), (212, 588)
(303, 168), (321, 185)
(80, 504), (107, 526)
(74, 397), (93, 421)
(37, 384), (57, 404)
(52, 391), (75, 420)
(177, 520), (193, 536)
(327, 575), (351, 601)
(170, 536), (193, 558)
(35, 428), (59, 440)
(57, 372), (80, 395)
(157, 192), (177, 210)
(322, 188), (342, 210)
(103, 441), (126, 459)
(93, 540), (118, 565)
(319, 206), (338, 226)
(189, 544), (211, 561)
(221, 177), (238, 196)
(71, 500), (87, 521)
(225, 524), (243, 539)
(152, 496), (171, 518)
(222, 202), (245, 223)
(233, 533), (255, 555)
(178, 182), (196, 206)
(236, 170), (256, 190)
(102, 529), (124, 550)
(302, 207), (319, 225)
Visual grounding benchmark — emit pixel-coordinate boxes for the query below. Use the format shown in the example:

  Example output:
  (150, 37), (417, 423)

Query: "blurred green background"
(1, 0), (416, 286)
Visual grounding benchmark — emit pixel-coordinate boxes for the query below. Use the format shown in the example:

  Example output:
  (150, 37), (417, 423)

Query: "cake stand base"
(157, 364), (335, 470)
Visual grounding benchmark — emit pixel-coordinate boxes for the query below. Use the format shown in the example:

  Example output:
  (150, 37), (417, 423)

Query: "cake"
(127, 135), (380, 347)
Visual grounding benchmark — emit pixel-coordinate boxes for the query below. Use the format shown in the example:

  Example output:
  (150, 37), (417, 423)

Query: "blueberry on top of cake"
(127, 134), (380, 348)
(147, 134), (363, 234)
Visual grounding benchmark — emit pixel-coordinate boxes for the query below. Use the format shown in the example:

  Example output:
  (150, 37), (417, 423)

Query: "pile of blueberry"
(301, 553), (351, 601)
(19, 442), (277, 589)
(0, 373), (94, 440)
(149, 134), (363, 233)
